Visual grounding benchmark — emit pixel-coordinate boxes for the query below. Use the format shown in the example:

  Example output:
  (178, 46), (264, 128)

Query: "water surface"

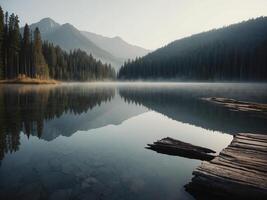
(0, 83), (266, 200)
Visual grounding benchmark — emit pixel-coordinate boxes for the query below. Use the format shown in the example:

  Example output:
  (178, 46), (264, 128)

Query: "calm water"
(0, 83), (266, 200)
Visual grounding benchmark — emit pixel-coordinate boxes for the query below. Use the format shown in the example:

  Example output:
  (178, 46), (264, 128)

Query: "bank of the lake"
(0, 77), (59, 84)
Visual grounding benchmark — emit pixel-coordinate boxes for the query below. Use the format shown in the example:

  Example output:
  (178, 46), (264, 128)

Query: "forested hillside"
(118, 17), (267, 81)
(0, 7), (116, 81)
(42, 42), (115, 80)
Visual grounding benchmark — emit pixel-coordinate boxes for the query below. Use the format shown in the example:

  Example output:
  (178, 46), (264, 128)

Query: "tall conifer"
(22, 24), (30, 76)
(0, 6), (4, 79)
(33, 28), (49, 79)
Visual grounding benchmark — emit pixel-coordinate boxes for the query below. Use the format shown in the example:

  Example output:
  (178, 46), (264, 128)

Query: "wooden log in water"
(146, 137), (216, 161)
(204, 97), (267, 119)
(185, 133), (267, 199)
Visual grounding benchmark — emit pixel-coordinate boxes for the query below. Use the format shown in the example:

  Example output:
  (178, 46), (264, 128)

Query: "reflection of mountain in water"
(41, 95), (147, 141)
(119, 84), (267, 135)
(0, 85), (147, 160)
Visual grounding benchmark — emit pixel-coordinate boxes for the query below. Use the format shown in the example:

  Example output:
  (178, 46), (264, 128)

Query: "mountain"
(22, 18), (149, 70)
(81, 31), (150, 60)
(26, 17), (60, 35)
(24, 18), (121, 69)
(118, 17), (267, 81)
(41, 95), (147, 141)
(43, 23), (121, 67)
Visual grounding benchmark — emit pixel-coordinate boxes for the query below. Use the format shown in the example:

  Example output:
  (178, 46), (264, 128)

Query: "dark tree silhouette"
(33, 27), (49, 79)
(0, 6), (3, 79)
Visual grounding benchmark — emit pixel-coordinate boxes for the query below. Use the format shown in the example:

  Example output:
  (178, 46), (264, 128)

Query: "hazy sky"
(1, 0), (267, 50)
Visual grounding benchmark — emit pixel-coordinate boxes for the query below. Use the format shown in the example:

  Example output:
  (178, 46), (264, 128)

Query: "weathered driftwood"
(185, 133), (267, 199)
(204, 97), (267, 118)
(146, 137), (216, 161)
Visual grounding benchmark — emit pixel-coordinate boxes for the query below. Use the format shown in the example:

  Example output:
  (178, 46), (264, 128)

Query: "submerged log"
(146, 137), (216, 161)
(204, 97), (267, 119)
(185, 133), (267, 199)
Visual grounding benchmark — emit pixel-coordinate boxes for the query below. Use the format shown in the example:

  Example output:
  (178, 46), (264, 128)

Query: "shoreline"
(0, 80), (267, 85)
(0, 78), (59, 85)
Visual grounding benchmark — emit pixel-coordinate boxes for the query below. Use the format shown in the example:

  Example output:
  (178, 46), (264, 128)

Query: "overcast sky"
(1, 0), (267, 50)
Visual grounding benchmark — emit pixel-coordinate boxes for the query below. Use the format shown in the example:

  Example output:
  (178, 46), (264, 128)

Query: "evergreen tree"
(22, 24), (31, 76)
(3, 14), (20, 78)
(0, 6), (4, 79)
(7, 14), (20, 78)
(13, 15), (20, 77)
(33, 27), (49, 79)
(3, 12), (8, 78)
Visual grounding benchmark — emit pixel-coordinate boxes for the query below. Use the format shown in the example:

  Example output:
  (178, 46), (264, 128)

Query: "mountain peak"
(26, 17), (60, 36)
(39, 17), (55, 22)
(62, 23), (75, 28)
(38, 17), (60, 28)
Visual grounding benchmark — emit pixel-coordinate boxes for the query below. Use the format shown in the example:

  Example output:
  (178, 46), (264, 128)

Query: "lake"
(0, 83), (266, 200)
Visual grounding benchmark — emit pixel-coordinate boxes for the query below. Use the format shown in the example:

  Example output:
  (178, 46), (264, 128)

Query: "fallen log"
(204, 97), (267, 119)
(146, 137), (216, 161)
(185, 133), (267, 199)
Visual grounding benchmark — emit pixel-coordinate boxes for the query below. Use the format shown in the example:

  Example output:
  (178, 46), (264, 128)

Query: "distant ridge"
(81, 31), (150, 60)
(42, 23), (121, 68)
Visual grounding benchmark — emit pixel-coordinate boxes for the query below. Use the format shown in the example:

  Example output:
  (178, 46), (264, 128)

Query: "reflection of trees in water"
(119, 87), (267, 136)
(0, 85), (115, 160)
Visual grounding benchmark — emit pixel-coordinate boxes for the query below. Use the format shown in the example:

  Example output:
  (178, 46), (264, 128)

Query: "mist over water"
(0, 82), (266, 200)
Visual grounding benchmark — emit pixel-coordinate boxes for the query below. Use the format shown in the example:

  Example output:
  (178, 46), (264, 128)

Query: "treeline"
(42, 42), (115, 80)
(118, 17), (267, 81)
(0, 7), (116, 81)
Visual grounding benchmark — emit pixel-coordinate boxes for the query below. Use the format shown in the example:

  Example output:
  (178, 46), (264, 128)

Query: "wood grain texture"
(146, 137), (216, 161)
(186, 133), (267, 199)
